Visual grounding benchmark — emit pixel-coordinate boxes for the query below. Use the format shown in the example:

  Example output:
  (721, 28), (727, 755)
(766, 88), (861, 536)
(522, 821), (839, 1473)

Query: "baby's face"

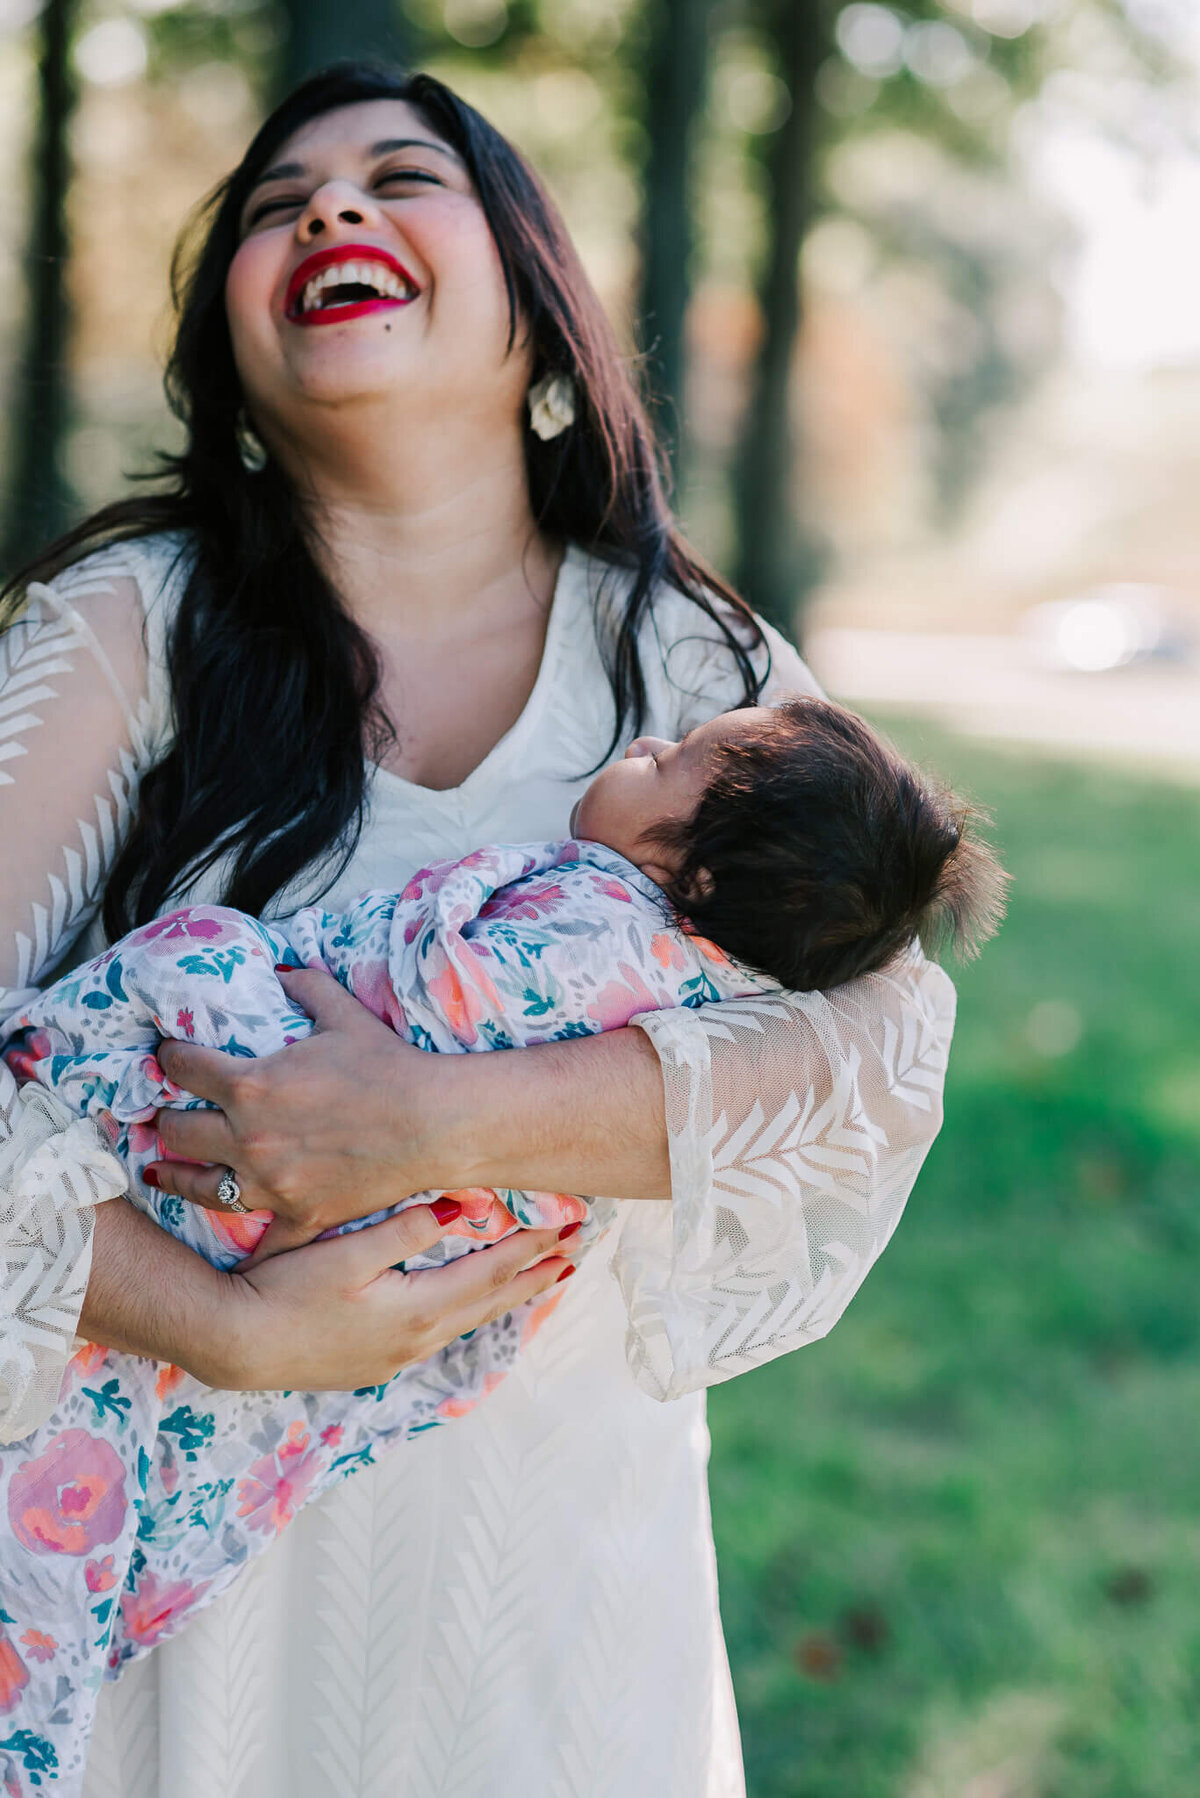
(570, 707), (771, 885)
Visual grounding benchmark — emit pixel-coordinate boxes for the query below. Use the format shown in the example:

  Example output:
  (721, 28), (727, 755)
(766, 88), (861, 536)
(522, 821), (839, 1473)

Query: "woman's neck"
(279, 405), (559, 637)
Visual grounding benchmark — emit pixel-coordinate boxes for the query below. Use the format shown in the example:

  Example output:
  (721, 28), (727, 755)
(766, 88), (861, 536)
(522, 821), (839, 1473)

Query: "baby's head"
(571, 699), (1006, 989)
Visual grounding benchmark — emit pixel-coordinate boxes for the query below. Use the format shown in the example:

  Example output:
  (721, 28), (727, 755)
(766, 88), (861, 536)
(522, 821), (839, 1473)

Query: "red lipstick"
(284, 242), (419, 326)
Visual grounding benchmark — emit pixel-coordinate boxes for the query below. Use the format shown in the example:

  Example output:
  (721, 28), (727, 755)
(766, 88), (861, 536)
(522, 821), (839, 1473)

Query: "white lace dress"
(0, 536), (955, 1797)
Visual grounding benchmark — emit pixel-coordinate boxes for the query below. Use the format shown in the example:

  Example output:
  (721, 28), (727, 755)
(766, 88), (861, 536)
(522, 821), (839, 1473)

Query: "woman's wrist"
(81, 1199), (249, 1389)
(417, 1028), (671, 1201)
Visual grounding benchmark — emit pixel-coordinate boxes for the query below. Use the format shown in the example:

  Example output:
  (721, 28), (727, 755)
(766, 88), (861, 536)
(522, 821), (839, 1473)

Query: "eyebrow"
(249, 138), (461, 192)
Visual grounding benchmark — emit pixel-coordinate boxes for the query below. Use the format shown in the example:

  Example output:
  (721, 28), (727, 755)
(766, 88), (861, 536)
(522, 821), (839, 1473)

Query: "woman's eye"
(377, 168), (441, 189)
(247, 198), (304, 226)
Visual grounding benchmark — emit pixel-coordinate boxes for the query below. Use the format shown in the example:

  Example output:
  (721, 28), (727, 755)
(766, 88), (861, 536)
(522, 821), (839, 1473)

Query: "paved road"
(807, 628), (1200, 782)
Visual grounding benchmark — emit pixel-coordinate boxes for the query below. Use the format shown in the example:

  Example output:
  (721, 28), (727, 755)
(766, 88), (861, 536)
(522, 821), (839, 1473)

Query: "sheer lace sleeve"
(0, 543), (173, 1441)
(611, 608), (958, 1400)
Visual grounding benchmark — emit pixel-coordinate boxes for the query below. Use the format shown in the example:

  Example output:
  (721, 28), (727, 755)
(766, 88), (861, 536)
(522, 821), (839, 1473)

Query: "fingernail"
(274, 963), (292, 974)
(558, 1221), (582, 1240)
(556, 1264), (577, 1283)
(143, 1168), (161, 1190)
(431, 1198), (463, 1225)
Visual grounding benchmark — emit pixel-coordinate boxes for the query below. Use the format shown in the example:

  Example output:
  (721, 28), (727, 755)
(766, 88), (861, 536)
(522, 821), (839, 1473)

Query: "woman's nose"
(297, 181), (383, 242)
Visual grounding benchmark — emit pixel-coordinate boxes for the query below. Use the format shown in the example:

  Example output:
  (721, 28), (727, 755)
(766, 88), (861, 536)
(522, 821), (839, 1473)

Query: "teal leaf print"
(80, 991), (112, 1010)
(104, 957), (128, 1003)
(82, 1379), (132, 1428)
(160, 1404), (216, 1460)
(0, 1729), (59, 1784)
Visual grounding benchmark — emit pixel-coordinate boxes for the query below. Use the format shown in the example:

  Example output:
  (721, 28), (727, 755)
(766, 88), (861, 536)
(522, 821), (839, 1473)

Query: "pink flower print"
(3, 1027), (53, 1085)
(0, 1631), (29, 1716)
(586, 963), (666, 1032)
(237, 1421), (322, 1536)
(426, 957), (498, 1046)
(589, 874), (634, 904)
(85, 1554), (117, 1593)
(161, 1455), (180, 1498)
(19, 1631), (55, 1665)
(119, 1571), (211, 1647)
(320, 1425), (344, 1449)
(176, 1008), (196, 1039)
(127, 1120), (163, 1161)
(8, 1428), (128, 1556)
(483, 881), (566, 924)
(444, 1187), (517, 1243)
(207, 1205), (271, 1258)
(651, 933), (687, 972)
(137, 908), (229, 946)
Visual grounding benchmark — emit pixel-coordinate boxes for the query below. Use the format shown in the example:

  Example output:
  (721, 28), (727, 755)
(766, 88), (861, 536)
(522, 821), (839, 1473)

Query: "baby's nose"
(625, 735), (673, 759)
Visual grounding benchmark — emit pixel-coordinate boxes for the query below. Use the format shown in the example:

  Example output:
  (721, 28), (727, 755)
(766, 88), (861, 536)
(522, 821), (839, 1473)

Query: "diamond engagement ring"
(216, 1168), (249, 1214)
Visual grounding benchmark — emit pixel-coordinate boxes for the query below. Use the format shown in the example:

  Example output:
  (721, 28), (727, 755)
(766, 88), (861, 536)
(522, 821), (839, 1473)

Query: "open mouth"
(285, 245), (419, 326)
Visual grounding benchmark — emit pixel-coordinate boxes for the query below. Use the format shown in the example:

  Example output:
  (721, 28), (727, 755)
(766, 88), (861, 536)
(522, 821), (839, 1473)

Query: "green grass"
(708, 723), (1200, 1798)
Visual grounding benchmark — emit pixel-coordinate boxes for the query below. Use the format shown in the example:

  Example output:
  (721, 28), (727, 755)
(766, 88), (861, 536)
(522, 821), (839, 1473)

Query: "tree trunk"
(635, 0), (712, 485)
(2, 0), (80, 573)
(731, 0), (830, 638)
(279, 0), (414, 96)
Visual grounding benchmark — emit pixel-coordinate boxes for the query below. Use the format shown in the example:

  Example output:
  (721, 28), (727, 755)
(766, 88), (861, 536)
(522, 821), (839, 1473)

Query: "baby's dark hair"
(649, 698), (1007, 990)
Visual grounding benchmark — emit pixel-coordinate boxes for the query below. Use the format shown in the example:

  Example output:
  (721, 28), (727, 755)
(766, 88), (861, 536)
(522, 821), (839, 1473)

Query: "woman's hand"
(146, 962), (673, 1237)
(148, 967), (465, 1242)
(218, 1202), (577, 1391)
(81, 1193), (578, 1392)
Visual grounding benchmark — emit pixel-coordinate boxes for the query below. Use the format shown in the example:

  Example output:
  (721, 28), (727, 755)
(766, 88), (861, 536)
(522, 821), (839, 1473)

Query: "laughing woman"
(0, 66), (954, 1798)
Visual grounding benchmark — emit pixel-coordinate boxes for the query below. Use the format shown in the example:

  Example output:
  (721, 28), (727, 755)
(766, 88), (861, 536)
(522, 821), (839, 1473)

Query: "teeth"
(297, 258), (414, 312)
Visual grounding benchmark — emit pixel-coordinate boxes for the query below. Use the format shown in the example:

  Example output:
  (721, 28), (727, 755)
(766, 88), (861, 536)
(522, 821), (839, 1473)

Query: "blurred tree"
(731, 0), (832, 631)
(2, 0), (80, 573)
(635, 0), (714, 482)
(725, 0), (1175, 641)
(279, 0), (416, 94)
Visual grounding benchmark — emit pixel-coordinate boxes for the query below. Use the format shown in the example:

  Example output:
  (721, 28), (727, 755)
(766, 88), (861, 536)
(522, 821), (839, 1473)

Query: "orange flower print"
(19, 1630), (55, 1664)
(651, 933), (687, 972)
(69, 1341), (109, 1380)
(237, 1421), (322, 1535)
(155, 1363), (185, 1403)
(0, 1631), (29, 1715)
(8, 1428), (127, 1556)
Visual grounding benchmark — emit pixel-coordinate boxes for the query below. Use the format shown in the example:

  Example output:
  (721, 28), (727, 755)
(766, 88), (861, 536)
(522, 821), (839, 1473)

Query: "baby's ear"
(676, 865), (715, 905)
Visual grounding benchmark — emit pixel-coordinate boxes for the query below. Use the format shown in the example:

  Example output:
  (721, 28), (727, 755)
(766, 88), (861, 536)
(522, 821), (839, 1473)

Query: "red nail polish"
(274, 963), (292, 974)
(556, 1264), (577, 1283)
(143, 1169), (161, 1190)
(558, 1221), (582, 1240)
(431, 1198), (463, 1225)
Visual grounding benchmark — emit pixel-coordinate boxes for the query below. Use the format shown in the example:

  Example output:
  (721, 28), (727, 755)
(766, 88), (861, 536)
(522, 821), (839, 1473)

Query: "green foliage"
(710, 726), (1200, 1797)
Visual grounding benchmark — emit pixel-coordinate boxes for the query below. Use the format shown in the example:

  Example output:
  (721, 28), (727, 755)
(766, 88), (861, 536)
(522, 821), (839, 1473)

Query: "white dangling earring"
(236, 411), (268, 474)
(527, 372), (576, 441)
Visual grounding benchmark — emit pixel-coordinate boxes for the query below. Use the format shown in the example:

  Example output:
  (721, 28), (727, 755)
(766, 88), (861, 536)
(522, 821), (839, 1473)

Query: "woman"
(0, 66), (954, 1796)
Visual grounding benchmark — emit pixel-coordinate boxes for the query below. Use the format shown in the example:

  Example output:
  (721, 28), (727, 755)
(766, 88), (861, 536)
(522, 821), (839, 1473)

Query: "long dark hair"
(2, 63), (766, 935)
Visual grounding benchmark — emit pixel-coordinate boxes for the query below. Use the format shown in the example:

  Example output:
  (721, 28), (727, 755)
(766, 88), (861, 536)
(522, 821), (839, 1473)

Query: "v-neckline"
(367, 544), (584, 805)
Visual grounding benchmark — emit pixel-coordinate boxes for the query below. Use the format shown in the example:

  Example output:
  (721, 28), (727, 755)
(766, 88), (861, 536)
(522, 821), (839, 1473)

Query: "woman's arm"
(151, 964), (670, 1220)
(81, 1194), (575, 1392)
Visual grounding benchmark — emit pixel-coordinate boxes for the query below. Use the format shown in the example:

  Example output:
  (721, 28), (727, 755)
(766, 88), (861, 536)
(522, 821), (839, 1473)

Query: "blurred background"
(2, 1), (1199, 1791)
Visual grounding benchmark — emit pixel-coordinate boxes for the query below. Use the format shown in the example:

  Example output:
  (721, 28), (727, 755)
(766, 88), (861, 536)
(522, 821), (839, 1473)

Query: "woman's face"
(225, 99), (530, 450)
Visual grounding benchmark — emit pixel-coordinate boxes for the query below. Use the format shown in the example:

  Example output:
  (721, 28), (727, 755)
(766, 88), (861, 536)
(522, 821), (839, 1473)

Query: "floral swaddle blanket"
(0, 840), (770, 1793)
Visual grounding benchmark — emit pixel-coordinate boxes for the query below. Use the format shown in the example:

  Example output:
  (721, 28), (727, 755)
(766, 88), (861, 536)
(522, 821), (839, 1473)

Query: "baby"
(0, 697), (1002, 1794)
